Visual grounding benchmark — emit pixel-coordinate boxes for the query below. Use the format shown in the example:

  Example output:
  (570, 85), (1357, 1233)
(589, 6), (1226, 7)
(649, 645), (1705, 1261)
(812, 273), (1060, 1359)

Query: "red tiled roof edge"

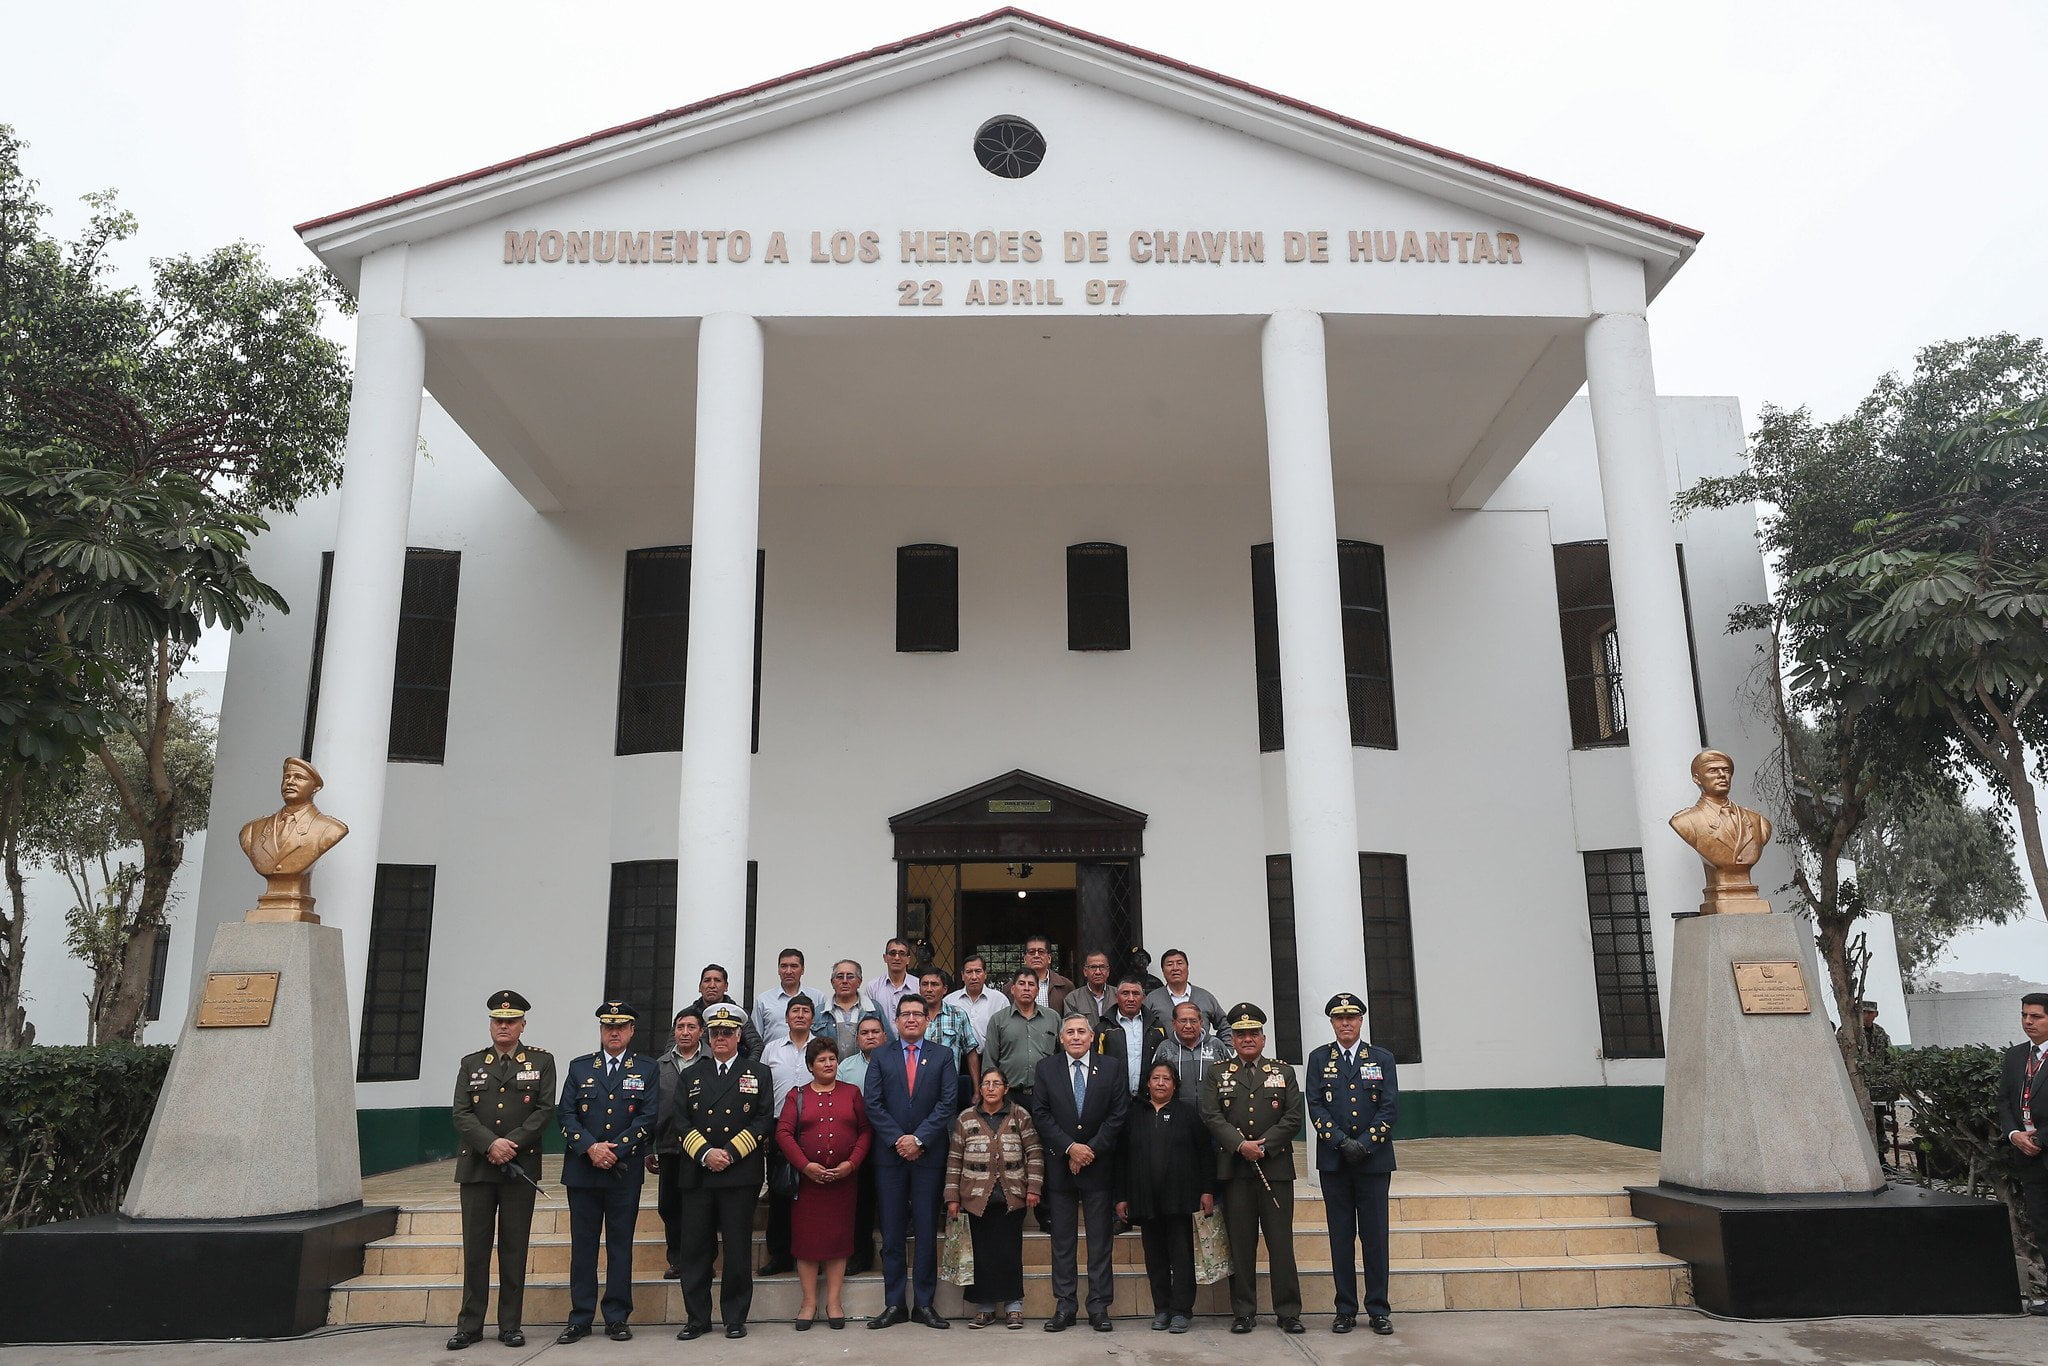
(294, 6), (1701, 242)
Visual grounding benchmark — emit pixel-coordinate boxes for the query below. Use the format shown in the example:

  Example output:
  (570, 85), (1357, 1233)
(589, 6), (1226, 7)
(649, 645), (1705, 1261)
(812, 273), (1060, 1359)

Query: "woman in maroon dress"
(776, 1035), (872, 1328)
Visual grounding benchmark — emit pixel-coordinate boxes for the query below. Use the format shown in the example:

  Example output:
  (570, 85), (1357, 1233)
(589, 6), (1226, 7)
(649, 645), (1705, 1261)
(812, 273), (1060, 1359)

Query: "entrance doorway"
(890, 771), (1147, 987)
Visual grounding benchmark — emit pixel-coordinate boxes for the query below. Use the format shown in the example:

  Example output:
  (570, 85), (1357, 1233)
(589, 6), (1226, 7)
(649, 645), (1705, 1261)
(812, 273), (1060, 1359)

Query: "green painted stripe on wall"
(353, 1086), (1662, 1174)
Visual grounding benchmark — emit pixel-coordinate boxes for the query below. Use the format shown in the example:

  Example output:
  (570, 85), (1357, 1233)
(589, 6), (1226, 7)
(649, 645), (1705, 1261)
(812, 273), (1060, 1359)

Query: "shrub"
(0, 1043), (172, 1229)
(1891, 1044), (2040, 1289)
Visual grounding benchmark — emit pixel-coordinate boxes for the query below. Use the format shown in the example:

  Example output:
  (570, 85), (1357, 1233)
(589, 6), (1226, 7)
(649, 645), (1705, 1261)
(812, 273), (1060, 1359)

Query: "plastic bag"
(1193, 1208), (1232, 1285)
(939, 1211), (976, 1285)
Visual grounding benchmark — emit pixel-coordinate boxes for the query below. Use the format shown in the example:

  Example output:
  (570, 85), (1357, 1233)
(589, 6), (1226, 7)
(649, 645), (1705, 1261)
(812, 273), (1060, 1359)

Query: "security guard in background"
(1199, 1002), (1304, 1335)
(556, 1000), (657, 1343)
(1306, 992), (1398, 1335)
(668, 1001), (776, 1340)
(448, 990), (555, 1351)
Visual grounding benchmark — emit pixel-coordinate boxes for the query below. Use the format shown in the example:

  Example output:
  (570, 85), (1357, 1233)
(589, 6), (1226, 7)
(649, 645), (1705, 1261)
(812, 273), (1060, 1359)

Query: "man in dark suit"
(1032, 1010), (1131, 1332)
(1202, 1002), (1304, 1335)
(447, 989), (555, 1351)
(864, 993), (958, 1329)
(668, 1001), (775, 1339)
(1307, 992), (1399, 1336)
(555, 1000), (657, 1343)
(2000, 992), (2048, 1316)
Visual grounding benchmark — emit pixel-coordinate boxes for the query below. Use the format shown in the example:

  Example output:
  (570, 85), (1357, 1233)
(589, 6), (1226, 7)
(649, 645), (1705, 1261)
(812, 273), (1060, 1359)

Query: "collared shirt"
(922, 1000), (979, 1070)
(1113, 1011), (1145, 1094)
(985, 1005), (1059, 1094)
(865, 973), (918, 1035)
(839, 1048), (874, 1088)
(822, 997), (882, 1079)
(760, 1034), (814, 1115)
(943, 986), (1004, 1042)
(752, 982), (823, 1047)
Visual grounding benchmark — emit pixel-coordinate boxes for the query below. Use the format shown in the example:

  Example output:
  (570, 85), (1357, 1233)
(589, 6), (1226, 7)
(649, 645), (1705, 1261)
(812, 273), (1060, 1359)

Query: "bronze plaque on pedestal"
(1732, 960), (1810, 1015)
(197, 972), (281, 1028)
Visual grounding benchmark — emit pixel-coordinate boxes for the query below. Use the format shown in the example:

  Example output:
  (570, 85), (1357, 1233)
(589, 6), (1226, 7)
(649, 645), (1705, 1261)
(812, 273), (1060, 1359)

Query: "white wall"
(1907, 990), (2033, 1049)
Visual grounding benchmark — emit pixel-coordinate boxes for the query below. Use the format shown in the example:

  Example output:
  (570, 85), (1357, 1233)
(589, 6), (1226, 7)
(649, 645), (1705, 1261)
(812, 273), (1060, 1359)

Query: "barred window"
(1264, 852), (1424, 1064)
(1584, 849), (1664, 1059)
(615, 547), (764, 755)
(1067, 543), (1130, 651)
(388, 549), (462, 763)
(145, 930), (171, 1023)
(605, 861), (677, 1038)
(301, 551), (334, 761)
(1358, 854), (1423, 1064)
(897, 544), (959, 653)
(357, 865), (437, 1081)
(1553, 542), (1627, 747)
(1250, 541), (1398, 751)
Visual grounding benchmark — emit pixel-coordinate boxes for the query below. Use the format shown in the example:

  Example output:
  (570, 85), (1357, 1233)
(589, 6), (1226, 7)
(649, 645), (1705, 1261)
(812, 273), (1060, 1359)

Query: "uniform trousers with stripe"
(566, 1182), (639, 1327)
(1322, 1167), (1392, 1317)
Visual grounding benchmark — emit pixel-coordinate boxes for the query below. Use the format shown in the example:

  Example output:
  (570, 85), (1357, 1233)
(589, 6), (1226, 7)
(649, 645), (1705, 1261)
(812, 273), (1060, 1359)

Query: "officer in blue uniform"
(1305, 992), (1398, 1335)
(555, 1000), (657, 1343)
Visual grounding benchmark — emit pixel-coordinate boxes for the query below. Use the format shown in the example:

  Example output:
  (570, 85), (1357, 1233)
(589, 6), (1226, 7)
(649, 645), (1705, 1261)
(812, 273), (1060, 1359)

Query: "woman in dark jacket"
(1115, 1059), (1215, 1333)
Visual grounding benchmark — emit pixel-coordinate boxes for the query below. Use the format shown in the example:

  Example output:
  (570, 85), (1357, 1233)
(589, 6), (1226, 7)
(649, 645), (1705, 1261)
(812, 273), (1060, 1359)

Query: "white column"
(308, 246), (424, 1057)
(1262, 309), (1370, 1059)
(675, 313), (764, 994)
(1583, 256), (1702, 1024)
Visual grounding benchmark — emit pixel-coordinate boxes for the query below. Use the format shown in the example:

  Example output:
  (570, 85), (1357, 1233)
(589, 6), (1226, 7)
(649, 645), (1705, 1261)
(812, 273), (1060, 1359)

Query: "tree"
(20, 696), (212, 1042)
(1845, 777), (2028, 986)
(0, 126), (351, 1044)
(1676, 335), (2048, 1110)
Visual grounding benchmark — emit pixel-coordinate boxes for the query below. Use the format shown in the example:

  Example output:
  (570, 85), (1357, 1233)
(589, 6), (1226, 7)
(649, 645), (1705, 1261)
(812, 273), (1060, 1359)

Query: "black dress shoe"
(1369, 1314), (1394, 1335)
(1151, 1311), (1171, 1331)
(664, 1262), (682, 1280)
(445, 1329), (483, 1350)
(758, 1258), (795, 1276)
(675, 1322), (713, 1341)
(1230, 1315), (1254, 1334)
(1279, 1316), (1305, 1334)
(912, 1305), (950, 1329)
(1044, 1309), (1076, 1332)
(557, 1324), (590, 1344)
(1089, 1311), (1112, 1332)
(497, 1328), (525, 1347)
(725, 1324), (747, 1339)
(1332, 1313), (1356, 1334)
(868, 1304), (909, 1329)
(605, 1322), (632, 1341)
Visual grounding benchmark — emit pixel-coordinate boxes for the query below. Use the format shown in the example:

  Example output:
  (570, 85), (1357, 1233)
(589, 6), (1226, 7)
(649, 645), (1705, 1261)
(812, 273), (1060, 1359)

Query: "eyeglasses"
(832, 971), (858, 979)
(885, 948), (909, 957)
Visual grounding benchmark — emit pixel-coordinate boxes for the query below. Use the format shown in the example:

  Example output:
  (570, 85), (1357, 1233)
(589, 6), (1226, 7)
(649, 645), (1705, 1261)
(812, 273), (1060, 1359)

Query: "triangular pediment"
(890, 769), (1146, 862)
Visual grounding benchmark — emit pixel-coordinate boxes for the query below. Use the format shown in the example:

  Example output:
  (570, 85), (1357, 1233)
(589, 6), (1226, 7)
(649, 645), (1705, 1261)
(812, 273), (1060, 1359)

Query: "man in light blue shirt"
(751, 948), (822, 1048)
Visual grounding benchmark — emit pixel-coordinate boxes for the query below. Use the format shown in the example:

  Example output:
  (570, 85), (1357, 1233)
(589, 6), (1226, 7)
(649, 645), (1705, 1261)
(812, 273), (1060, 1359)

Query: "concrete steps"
(331, 1187), (1689, 1324)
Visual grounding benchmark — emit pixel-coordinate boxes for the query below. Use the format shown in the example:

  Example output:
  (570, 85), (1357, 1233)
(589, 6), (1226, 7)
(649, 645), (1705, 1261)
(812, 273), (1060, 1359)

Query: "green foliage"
(0, 1042), (171, 1229)
(1848, 780), (2028, 985)
(1891, 1045), (2041, 1282)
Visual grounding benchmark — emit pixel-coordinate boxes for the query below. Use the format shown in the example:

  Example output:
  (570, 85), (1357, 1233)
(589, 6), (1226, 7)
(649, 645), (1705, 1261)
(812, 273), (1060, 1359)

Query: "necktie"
(905, 1044), (919, 1095)
(607, 1057), (617, 1079)
(1073, 1058), (1088, 1111)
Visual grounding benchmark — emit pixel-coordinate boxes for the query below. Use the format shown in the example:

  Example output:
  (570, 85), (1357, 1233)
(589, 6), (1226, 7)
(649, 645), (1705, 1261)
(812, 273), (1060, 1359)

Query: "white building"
(191, 11), (1799, 1167)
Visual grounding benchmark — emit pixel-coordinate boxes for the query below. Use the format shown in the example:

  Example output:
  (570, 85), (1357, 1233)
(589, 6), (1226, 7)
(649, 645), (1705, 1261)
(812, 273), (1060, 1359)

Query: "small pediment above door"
(890, 769), (1146, 861)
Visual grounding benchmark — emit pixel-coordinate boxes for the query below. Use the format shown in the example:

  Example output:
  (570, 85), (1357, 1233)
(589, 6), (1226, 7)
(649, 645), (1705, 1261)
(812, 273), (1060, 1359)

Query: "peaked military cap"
(1226, 1002), (1268, 1032)
(487, 989), (530, 1019)
(1325, 992), (1366, 1017)
(702, 1001), (747, 1031)
(595, 999), (638, 1024)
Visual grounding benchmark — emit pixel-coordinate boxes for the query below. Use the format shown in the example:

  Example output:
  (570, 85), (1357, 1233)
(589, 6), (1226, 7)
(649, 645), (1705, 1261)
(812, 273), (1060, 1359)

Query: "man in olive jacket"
(448, 990), (556, 1351)
(1200, 1002), (1304, 1336)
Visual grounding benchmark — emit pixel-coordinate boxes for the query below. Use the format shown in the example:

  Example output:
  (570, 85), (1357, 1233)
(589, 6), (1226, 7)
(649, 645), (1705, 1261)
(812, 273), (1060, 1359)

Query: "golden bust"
(240, 757), (349, 923)
(1669, 749), (1772, 914)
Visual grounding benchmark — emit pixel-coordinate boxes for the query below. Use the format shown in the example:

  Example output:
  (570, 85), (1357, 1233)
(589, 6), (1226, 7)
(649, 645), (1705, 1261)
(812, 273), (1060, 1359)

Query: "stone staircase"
(332, 1141), (1689, 1325)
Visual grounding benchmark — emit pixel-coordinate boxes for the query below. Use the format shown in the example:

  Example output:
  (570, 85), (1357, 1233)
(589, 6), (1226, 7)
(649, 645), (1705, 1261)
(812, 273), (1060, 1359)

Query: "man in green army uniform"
(1199, 1002), (1304, 1336)
(448, 989), (556, 1350)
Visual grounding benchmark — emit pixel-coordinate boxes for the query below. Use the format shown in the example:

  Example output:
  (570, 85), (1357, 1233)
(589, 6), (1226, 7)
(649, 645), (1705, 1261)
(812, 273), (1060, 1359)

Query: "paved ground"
(9, 1310), (2042, 1365)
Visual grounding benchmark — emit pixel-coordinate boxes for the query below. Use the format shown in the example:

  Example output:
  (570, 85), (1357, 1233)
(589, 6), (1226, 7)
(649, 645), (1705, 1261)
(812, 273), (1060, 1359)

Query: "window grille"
(1067, 543), (1130, 651)
(1263, 855), (1305, 1061)
(388, 550), (462, 763)
(1264, 853), (1424, 1064)
(604, 861), (677, 1037)
(897, 544), (959, 653)
(615, 547), (764, 755)
(1583, 849), (1664, 1058)
(1553, 542), (1627, 747)
(145, 930), (171, 1022)
(357, 865), (437, 1081)
(1250, 541), (1398, 751)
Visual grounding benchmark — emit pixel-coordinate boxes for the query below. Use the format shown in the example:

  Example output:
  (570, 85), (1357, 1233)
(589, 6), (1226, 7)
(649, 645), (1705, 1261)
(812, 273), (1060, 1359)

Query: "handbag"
(1193, 1207), (1232, 1285)
(939, 1211), (976, 1286)
(769, 1089), (803, 1200)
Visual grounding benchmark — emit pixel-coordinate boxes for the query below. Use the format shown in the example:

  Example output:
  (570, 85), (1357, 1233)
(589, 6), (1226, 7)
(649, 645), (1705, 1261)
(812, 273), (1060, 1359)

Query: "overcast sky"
(12, 0), (2046, 980)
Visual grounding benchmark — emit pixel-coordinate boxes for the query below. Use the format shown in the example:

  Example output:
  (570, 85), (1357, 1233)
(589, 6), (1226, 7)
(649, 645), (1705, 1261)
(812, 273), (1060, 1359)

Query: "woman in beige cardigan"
(944, 1068), (1045, 1328)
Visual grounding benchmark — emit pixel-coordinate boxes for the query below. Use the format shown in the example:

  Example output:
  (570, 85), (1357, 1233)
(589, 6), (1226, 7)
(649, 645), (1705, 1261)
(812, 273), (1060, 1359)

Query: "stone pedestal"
(122, 921), (362, 1219)
(1658, 912), (1882, 1194)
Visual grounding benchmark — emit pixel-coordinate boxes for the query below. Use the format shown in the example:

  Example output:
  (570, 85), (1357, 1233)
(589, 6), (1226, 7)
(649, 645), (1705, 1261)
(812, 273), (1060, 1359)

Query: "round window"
(973, 116), (1046, 179)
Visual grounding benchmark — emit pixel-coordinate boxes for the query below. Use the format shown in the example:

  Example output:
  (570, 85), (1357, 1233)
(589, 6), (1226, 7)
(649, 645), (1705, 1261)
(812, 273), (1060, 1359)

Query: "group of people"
(443, 938), (1401, 1348)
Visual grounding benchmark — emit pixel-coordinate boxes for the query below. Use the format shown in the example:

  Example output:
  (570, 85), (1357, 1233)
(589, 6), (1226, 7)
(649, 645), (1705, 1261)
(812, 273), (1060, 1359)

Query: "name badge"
(622, 1074), (646, 1091)
(1362, 1064), (1383, 1081)
(738, 1074), (760, 1094)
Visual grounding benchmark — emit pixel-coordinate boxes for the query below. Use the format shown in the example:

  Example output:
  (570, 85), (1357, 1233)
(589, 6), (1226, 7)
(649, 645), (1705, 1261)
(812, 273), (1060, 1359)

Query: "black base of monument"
(1630, 1182), (2019, 1318)
(0, 1203), (398, 1343)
